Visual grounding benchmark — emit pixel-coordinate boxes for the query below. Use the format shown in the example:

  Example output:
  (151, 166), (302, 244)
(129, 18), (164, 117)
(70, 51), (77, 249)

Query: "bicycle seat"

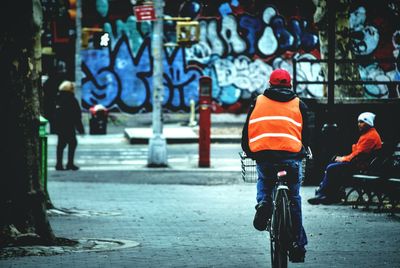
(277, 170), (287, 177)
(271, 163), (296, 183)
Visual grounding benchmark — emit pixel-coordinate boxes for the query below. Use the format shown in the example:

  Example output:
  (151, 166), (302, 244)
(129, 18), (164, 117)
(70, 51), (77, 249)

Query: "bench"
(385, 178), (400, 214)
(343, 142), (400, 213)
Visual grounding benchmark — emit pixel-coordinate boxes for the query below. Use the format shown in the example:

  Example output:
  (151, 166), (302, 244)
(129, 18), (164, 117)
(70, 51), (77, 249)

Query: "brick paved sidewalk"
(1, 180), (399, 268)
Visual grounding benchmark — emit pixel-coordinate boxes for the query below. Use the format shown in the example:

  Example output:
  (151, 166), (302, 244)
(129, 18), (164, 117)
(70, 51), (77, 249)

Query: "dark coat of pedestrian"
(43, 68), (67, 134)
(54, 80), (84, 171)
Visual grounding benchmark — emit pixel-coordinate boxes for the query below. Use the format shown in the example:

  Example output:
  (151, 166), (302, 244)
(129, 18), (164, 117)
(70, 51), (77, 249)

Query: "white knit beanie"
(358, 112), (376, 127)
(59, 80), (75, 93)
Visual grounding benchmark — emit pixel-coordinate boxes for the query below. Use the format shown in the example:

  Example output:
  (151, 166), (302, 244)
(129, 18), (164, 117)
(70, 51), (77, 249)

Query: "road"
(3, 182), (400, 267)
(47, 134), (242, 172)
(1, 132), (399, 267)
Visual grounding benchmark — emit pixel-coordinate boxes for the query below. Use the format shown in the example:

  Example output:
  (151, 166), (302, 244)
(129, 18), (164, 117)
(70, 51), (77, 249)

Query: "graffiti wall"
(80, 0), (400, 113)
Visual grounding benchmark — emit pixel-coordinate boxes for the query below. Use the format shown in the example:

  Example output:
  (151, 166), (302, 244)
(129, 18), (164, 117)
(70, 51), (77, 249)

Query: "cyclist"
(241, 68), (309, 263)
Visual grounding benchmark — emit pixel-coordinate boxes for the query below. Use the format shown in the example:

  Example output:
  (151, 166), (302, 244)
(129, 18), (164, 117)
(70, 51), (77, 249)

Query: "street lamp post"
(324, 0), (338, 132)
(327, 0), (335, 121)
(320, 0), (339, 176)
(75, 0), (82, 102)
(148, 0), (168, 167)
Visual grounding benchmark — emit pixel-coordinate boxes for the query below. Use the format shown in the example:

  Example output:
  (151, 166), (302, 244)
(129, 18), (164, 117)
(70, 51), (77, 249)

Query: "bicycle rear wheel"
(270, 189), (291, 268)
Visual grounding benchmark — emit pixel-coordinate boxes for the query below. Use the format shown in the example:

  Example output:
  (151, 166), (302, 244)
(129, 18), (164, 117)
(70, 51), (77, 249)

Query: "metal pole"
(320, 0), (339, 178)
(293, 58), (297, 94)
(327, 0), (335, 118)
(75, 0), (82, 103)
(148, 0), (168, 167)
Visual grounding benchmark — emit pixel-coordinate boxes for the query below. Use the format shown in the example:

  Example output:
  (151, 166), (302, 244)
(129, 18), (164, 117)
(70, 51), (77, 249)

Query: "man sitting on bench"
(308, 112), (383, 205)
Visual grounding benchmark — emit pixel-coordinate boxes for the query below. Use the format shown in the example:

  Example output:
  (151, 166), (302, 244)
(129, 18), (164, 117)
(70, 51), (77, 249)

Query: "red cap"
(269, 69), (292, 87)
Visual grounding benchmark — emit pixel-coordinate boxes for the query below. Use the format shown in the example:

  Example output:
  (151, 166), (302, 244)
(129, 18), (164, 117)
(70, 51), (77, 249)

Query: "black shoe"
(289, 243), (306, 263)
(308, 195), (342, 205)
(321, 195), (342, 205)
(307, 195), (328, 205)
(66, 164), (79, 171)
(55, 164), (65, 171)
(253, 202), (271, 231)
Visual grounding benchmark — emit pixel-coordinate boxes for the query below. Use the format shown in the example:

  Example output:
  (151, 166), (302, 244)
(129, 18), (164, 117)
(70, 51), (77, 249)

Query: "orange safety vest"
(248, 95), (303, 153)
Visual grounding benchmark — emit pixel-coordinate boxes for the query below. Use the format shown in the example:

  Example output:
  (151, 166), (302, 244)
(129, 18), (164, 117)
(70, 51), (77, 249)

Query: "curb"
(125, 135), (242, 144)
(49, 169), (243, 185)
(0, 238), (140, 259)
(124, 128), (242, 144)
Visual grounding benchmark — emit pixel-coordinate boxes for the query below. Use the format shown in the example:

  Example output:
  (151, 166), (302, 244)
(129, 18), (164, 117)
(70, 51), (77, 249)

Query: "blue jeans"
(256, 159), (308, 247)
(317, 161), (351, 197)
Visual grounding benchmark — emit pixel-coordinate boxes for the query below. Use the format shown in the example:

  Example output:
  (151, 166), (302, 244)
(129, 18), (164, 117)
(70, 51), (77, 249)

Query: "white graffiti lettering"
(258, 7), (279, 56)
(212, 56), (272, 94)
(220, 15), (247, 54)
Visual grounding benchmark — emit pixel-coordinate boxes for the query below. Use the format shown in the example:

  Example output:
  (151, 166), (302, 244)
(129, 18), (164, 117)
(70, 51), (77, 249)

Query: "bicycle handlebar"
(306, 146), (313, 160)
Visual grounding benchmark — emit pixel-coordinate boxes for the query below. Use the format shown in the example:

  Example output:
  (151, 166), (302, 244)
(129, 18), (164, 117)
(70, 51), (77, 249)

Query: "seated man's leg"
(322, 162), (351, 197)
(309, 162), (351, 204)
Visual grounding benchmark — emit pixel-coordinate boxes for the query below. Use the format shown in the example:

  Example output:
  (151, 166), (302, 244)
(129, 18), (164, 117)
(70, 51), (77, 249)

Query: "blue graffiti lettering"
(239, 14), (262, 55)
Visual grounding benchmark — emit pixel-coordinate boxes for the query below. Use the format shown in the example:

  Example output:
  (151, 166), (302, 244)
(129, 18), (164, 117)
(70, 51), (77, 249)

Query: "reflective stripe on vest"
(248, 95), (302, 153)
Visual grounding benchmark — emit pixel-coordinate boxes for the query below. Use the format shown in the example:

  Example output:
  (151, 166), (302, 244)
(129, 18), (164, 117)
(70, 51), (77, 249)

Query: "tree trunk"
(313, 0), (364, 98)
(0, 0), (56, 247)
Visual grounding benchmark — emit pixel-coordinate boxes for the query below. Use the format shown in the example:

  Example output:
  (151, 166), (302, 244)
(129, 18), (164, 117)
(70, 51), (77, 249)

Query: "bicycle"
(240, 147), (312, 267)
(269, 166), (294, 268)
(269, 147), (312, 268)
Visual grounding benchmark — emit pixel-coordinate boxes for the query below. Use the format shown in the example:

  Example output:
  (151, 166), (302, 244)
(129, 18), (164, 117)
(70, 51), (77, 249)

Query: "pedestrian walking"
(54, 80), (84, 171)
(241, 68), (310, 263)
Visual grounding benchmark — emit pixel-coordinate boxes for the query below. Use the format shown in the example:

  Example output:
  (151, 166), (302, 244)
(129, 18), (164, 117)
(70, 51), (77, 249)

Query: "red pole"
(198, 76), (211, 167)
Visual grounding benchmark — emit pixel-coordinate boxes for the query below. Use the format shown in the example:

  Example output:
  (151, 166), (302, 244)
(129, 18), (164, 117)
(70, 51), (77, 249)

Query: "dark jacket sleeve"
(241, 97), (257, 158)
(299, 99), (310, 148)
(73, 97), (85, 134)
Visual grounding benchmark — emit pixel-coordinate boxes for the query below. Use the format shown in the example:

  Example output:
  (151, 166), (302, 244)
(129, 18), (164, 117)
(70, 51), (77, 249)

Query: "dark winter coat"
(43, 74), (66, 123)
(54, 91), (84, 137)
(241, 87), (310, 162)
